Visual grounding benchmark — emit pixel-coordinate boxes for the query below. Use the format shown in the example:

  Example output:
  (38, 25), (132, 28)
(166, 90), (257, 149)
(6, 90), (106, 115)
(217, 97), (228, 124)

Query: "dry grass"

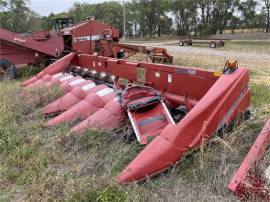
(219, 41), (270, 54)
(177, 40), (270, 54)
(0, 41), (270, 201)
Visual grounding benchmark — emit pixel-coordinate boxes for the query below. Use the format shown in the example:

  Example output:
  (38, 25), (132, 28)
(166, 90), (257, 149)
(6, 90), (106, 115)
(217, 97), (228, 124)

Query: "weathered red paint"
(0, 28), (64, 67)
(23, 53), (76, 87)
(1, 19), (173, 76)
(228, 119), (270, 200)
(61, 20), (119, 55)
(112, 43), (173, 63)
(122, 85), (175, 144)
(23, 53), (250, 183)
(42, 83), (105, 115)
(60, 78), (89, 93)
(45, 87), (116, 126)
(71, 96), (124, 133)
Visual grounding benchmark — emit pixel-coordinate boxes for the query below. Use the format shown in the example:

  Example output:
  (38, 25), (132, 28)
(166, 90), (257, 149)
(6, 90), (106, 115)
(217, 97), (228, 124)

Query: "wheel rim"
(0, 64), (11, 79)
(210, 43), (216, 48)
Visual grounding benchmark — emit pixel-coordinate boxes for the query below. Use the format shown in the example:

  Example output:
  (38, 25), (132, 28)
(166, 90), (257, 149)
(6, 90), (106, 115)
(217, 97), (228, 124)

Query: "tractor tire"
(244, 110), (251, 120)
(179, 40), (184, 46)
(0, 59), (17, 80)
(210, 42), (217, 48)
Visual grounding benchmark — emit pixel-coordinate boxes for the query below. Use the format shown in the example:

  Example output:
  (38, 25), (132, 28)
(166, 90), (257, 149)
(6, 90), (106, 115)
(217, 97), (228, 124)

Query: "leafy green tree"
(228, 15), (240, 33)
(68, 2), (124, 34)
(125, 1), (137, 37)
(238, 0), (257, 28)
(197, 0), (239, 35)
(131, 0), (172, 37)
(0, 0), (30, 32)
(261, 0), (270, 32)
(172, 0), (197, 36)
(0, 0), (267, 37)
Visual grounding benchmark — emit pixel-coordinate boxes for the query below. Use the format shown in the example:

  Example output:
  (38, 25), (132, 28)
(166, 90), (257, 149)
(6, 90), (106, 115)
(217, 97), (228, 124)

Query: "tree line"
(0, 0), (269, 36)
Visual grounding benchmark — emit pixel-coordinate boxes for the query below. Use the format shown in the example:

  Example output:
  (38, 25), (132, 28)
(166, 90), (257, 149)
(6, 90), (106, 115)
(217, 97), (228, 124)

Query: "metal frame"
(228, 119), (270, 200)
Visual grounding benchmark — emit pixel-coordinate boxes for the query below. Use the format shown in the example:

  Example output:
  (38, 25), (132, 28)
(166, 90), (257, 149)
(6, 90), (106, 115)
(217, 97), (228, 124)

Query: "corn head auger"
(22, 53), (251, 183)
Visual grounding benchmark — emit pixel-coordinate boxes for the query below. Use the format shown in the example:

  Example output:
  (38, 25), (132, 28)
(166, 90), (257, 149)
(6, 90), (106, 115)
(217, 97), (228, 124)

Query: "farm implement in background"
(0, 18), (173, 79)
(178, 38), (225, 48)
(22, 53), (251, 183)
(112, 43), (173, 64)
(59, 19), (173, 64)
(228, 119), (270, 200)
(0, 27), (64, 79)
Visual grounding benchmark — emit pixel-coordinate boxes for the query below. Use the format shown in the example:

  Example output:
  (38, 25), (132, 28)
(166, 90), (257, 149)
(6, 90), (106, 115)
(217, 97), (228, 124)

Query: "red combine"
(228, 119), (270, 200)
(22, 53), (251, 183)
(0, 18), (172, 79)
(59, 19), (172, 63)
(59, 19), (120, 55)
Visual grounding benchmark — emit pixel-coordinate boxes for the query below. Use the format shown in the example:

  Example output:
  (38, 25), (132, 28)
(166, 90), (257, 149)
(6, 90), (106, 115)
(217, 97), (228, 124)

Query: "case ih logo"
(74, 35), (101, 42)
(74, 36), (91, 42)
(176, 68), (196, 75)
(13, 38), (26, 43)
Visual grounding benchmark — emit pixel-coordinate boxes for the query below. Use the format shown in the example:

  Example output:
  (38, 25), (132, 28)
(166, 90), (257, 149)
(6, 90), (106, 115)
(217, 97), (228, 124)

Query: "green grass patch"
(72, 185), (127, 202)
(221, 40), (270, 54)
(16, 65), (42, 81)
(250, 83), (270, 109)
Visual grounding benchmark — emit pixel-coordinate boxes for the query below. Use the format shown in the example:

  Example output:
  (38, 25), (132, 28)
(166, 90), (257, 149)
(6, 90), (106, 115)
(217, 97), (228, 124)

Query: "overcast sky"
(29, 0), (109, 16)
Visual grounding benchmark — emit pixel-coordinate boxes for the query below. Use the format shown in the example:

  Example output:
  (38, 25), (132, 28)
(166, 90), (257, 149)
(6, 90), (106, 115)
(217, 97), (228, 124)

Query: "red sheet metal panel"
(122, 85), (175, 144)
(72, 54), (218, 100)
(117, 67), (250, 183)
(228, 119), (270, 199)
(22, 54), (250, 184)
(0, 28), (63, 57)
(22, 53), (76, 87)
(0, 41), (44, 65)
(62, 20), (119, 55)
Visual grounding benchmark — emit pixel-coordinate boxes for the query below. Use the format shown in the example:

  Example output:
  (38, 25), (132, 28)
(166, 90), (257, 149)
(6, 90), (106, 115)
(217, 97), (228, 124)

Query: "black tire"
(218, 40), (224, 47)
(0, 59), (17, 80)
(244, 110), (251, 120)
(187, 39), (192, 46)
(183, 41), (189, 46)
(179, 40), (184, 46)
(210, 42), (217, 48)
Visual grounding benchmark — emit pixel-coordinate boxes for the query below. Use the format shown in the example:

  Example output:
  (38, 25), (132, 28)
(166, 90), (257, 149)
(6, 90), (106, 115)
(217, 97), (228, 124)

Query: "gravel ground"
(128, 41), (270, 61)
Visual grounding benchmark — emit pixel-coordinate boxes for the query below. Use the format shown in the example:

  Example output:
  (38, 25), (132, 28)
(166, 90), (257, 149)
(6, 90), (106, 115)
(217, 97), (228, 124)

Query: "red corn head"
(71, 96), (124, 133)
(45, 88), (116, 126)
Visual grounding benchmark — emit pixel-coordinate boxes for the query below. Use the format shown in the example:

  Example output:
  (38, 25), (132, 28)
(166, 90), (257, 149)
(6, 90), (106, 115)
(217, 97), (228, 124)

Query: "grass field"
(0, 41), (270, 202)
